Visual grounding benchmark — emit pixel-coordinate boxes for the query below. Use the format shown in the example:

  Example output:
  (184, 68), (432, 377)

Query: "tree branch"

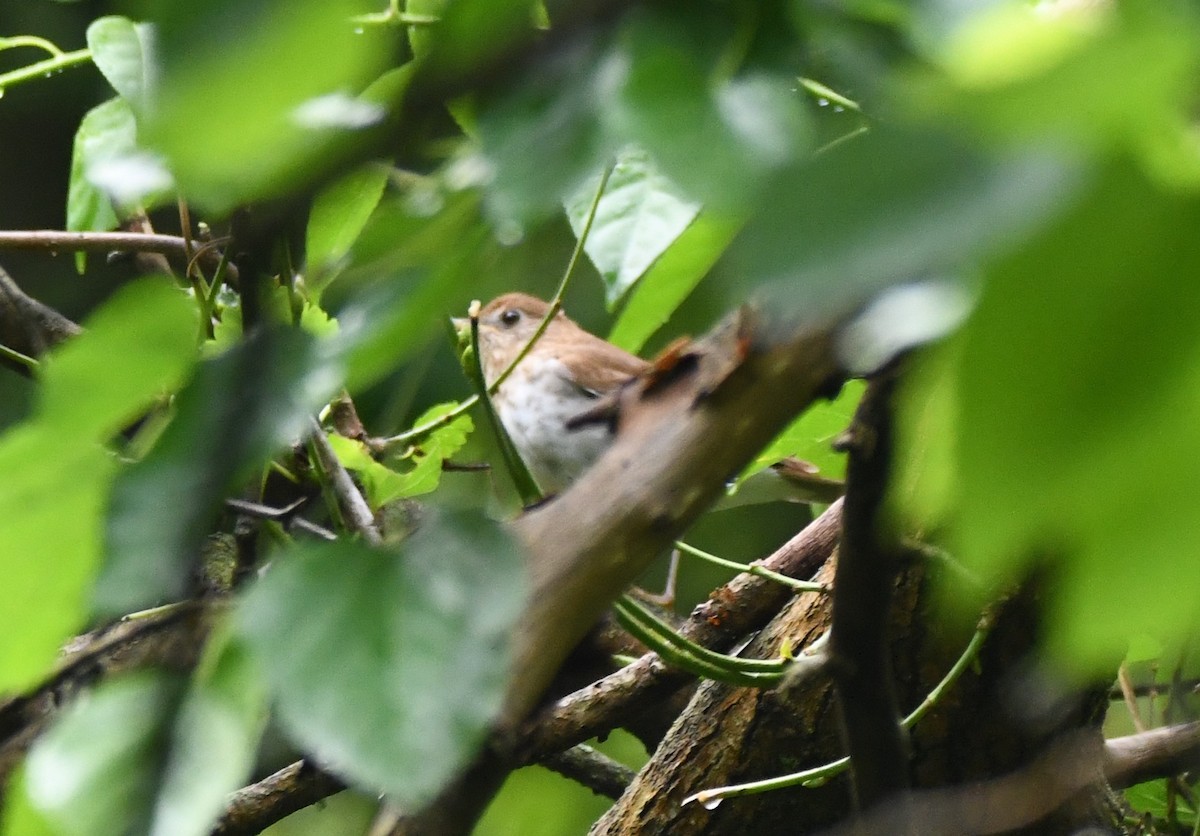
(0, 230), (232, 275)
(1105, 720), (1200, 789)
(828, 366), (910, 810)
(506, 309), (845, 727)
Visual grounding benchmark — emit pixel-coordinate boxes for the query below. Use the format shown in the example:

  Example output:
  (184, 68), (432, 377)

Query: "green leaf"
(730, 127), (1084, 319)
(913, 3), (1200, 183)
(474, 39), (611, 227)
(565, 147), (701, 309)
(24, 673), (185, 836)
(98, 327), (341, 615)
(935, 161), (1200, 672)
(1125, 779), (1198, 825)
(142, 0), (387, 211)
(306, 162), (390, 284)
(328, 402), (472, 506)
(20, 651), (261, 836)
(39, 278), (197, 441)
(150, 630), (265, 836)
(236, 509), (526, 806)
(66, 97), (132, 271)
(86, 16), (156, 112)
(737, 380), (865, 485)
(0, 280), (195, 691)
(607, 211), (743, 353)
(0, 429), (112, 692)
(602, 9), (810, 211)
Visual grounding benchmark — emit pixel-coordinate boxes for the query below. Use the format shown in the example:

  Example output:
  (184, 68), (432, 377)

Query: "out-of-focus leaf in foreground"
(0, 280), (195, 693)
(143, 0), (386, 211)
(902, 161), (1200, 673)
(98, 327), (340, 616)
(237, 508), (525, 806)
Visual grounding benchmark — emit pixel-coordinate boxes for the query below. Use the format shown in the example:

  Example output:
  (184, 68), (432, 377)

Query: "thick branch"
(506, 312), (843, 726)
(516, 499), (841, 763)
(1105, 720), (1200, 789)
(212, 761), (345, 836)
(0, 264), (80, 371)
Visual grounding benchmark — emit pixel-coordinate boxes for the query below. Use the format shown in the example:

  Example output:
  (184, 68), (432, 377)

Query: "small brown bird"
(469, 293), (647, 494)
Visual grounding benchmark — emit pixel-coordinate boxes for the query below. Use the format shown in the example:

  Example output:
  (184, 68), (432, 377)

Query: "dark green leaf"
(237, 508), (526, 805)
(474, 37), (612, 228)
(98, 327), (340, 615)
(602, 9), (810, 210)
(86, 16), (156, 112)
(564, 147), (700, 309)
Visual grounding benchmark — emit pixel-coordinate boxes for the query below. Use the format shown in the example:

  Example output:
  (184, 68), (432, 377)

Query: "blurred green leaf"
(474, 38), (611, 228)
(564, 147), (700, 309)
(66, 97), (131, 271)
(939, 161), (1200, 672)
(40, 279), (196, 441)
(98, 327), (340, 615)
(912, 2), (1200, 184)
(22, 647), (263, 836)
(151, 630), (265, 836)
(602, 9), (810, 211)
(143, 0), (387, 211)
(24, 673), (184, 836)
(0, 280), (195, 691)
(607, 211), (742, 353)
(237, 508), (526, 806)
(737, 380), (864, 485)
(0, 429), (111, 693)
(331, 193), (488, 392)
(731, 128), (1084, 319)
(306, 162), (390, 284)
(86, 16), (155, 111)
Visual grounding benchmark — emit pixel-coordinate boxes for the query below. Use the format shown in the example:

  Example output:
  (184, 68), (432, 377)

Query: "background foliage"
(1, 0), (1199, 832)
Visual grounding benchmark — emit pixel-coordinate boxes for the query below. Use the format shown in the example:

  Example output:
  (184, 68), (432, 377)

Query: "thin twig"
(0, 230), (235, 277)
(308, 417), (381, 545)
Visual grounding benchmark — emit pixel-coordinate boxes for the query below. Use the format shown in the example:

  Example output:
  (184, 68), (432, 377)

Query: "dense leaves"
(4, 0), (1200, 832)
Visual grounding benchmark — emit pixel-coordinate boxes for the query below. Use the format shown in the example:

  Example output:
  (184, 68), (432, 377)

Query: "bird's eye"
(500, 309), (521, 327)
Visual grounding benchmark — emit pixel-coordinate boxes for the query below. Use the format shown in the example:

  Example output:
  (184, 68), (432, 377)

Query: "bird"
(462, 292), (846, 506)
(466, 292), (648, 495)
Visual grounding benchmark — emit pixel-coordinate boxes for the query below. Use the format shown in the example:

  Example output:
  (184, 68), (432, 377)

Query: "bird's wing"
(558, 337), (649, 398)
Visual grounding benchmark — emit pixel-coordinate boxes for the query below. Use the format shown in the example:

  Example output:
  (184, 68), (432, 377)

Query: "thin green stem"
(467, 312), (542, 504)
(0, 35), (65, 58)
(0, 48), (92, 92)
(614, 598), (785, 687)
(684, 614), (993, 807)
(490, 160), (614, 394)
(798, 77), (862, 113)
(675, 540), (829, 594)
(0, 342), (39, 371)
